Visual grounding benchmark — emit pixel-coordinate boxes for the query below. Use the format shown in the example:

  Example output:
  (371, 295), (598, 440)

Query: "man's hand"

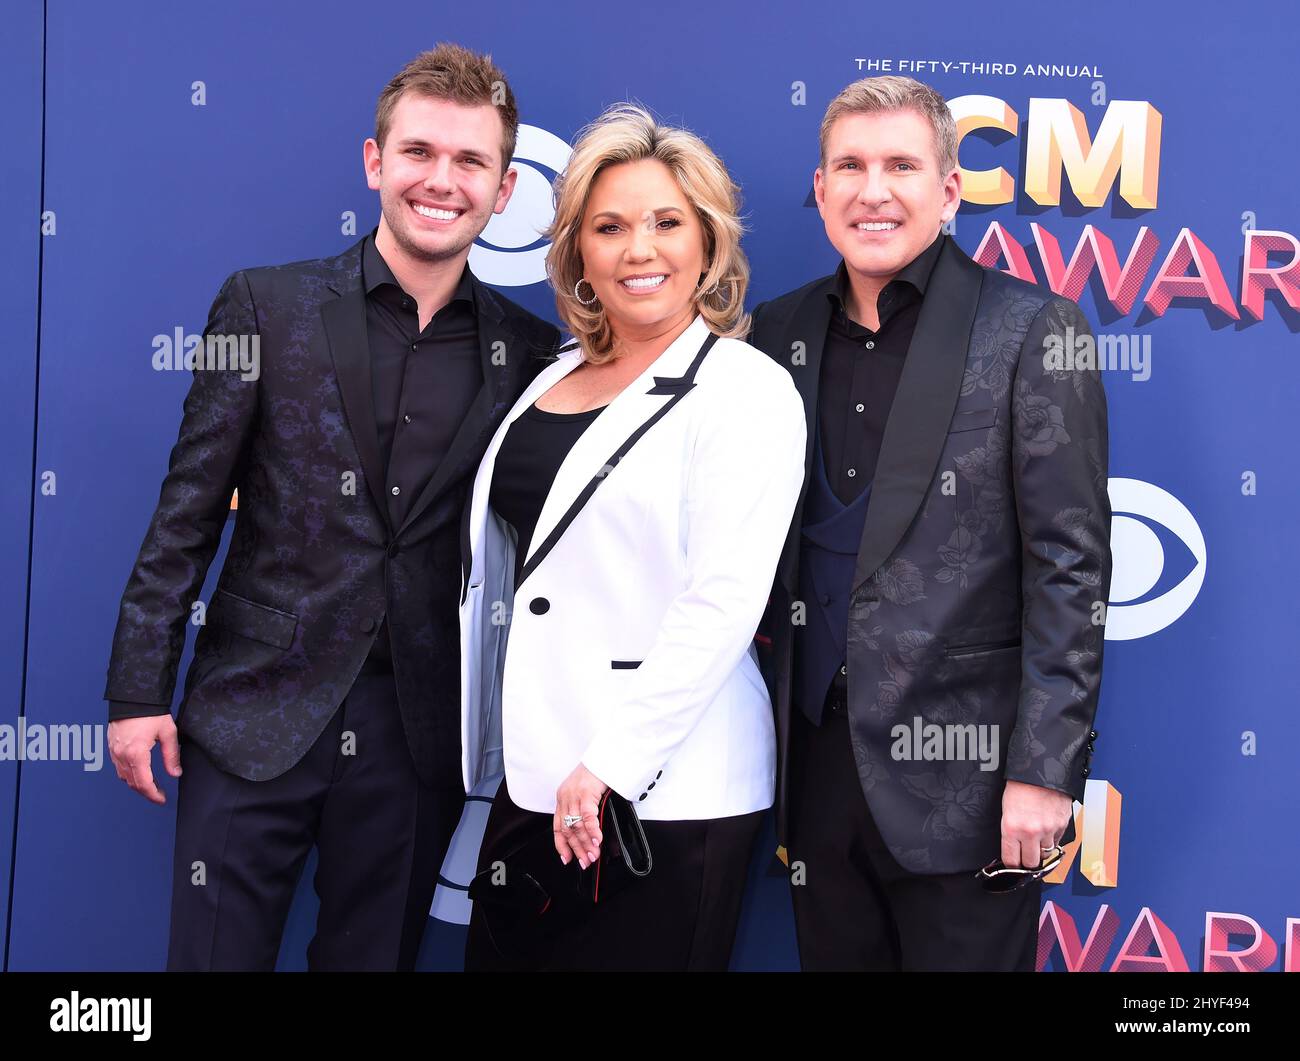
(108, 715), (182, 804)
(553, 763), (608, 869)
(1000, 779), (1072, 868)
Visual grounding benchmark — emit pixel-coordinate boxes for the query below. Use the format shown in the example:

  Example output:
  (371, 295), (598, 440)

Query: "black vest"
(794, 421), (872, 724)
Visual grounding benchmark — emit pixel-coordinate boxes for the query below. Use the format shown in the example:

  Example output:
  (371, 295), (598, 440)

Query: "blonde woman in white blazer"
(460, 104), (805, 971)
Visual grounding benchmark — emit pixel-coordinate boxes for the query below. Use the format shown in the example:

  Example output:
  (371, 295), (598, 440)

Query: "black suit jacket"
(105, 235), (561, 789)
(750, 236), (1111, 873)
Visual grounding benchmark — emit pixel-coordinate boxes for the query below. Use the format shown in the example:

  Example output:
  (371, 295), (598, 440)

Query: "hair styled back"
(819, 75), (958, 176)
(375, 43), (518, 173)
(545, 103), (749, 362)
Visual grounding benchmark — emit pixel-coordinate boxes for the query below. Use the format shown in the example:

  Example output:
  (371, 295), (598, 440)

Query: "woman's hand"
(554, 763), (608, 869)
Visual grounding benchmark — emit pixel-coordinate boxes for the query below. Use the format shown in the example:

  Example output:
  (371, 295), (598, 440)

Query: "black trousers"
(465, 781), (763, 971)
(787, 701), (1041, 971)
(166, 671), (463, 971)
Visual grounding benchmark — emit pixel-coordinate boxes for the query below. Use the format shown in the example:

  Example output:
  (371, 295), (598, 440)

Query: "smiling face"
(364, 92), (516, 264)
(814, 108), (961, 284)
(576, 158), (707, 340)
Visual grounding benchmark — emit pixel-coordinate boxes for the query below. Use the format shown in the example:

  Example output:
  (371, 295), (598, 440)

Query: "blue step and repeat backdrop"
(3, 0), (1297, 971)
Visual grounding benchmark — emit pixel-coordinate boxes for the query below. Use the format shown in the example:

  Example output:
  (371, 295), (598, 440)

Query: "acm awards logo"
(948, 96), (1299, 323)
(1039, 901), (1300, 973)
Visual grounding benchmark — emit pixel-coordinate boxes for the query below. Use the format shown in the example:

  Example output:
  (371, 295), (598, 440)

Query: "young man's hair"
(374, 43), (519, 173)
(819, 76), (958, 176)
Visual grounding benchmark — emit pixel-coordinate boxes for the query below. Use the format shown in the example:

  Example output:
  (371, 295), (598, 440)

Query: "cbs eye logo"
(1105, 478), (1207, 641)
(468, 124), (572, 287)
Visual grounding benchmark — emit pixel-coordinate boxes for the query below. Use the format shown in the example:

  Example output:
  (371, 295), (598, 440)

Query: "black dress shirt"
(819, 232), (945, 505)
(363, 231), (481, 486)
(361, 231), (482, 670)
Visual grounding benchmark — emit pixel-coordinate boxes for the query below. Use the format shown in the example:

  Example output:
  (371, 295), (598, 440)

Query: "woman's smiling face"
(577, 158), (707, 337)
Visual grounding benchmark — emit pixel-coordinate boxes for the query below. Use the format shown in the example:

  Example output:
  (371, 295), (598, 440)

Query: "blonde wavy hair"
(545, 103), (750, 363)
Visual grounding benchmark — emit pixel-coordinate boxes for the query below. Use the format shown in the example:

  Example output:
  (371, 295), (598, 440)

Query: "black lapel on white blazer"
(458, 338), (579, 596)
(515, 332), (718, 589)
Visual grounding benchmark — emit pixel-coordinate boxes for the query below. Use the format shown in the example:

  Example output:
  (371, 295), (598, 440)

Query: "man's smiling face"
(814, 108), (960, 283)
(365, 92), (516, 263)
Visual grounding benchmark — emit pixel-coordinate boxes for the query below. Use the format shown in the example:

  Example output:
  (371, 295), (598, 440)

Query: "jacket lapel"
(518, 315), (714, 586)
(319, 237), (390, 523)
(463, 346), (584, 593)
(774, 278), (834, 596)
(851, 238), (985, 591)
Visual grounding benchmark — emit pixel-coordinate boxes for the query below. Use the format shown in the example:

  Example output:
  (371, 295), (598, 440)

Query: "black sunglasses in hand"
(975, 843), (1065, 893)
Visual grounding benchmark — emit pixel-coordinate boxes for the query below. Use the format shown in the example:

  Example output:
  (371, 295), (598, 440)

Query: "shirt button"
(864, 340), (875, 350)
(846, 468), (857, 478)
(856, 403), (865, 413)
(403, 414), (412, 424)
(391, 486), (401, 496)
(840, 664), (847, 676)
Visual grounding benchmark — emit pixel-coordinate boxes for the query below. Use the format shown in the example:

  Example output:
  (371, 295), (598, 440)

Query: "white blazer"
(458, 314), (806, 820)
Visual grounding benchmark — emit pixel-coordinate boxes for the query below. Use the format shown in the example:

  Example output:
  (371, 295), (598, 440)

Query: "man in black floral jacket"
(750, 76), (1111, 971)
(104, 46), (559, 970)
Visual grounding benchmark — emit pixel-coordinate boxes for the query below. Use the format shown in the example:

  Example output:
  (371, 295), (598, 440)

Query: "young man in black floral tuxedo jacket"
(104, 46), (560, 970)
(750, 76), (1111, 971)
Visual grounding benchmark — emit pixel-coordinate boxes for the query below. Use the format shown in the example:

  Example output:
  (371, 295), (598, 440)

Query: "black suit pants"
(787, 700), (1041, 971)
(166, 671), (463, 970)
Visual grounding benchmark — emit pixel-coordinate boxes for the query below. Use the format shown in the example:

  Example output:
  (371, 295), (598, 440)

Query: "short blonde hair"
(820, 76), (958, 176)
(545, 103), (749, 363)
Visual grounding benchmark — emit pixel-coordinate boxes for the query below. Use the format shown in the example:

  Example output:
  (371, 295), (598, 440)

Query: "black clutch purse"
(467, 789), (654, 964)
(581, 788), (653, 902)
(469, 789), (653, 910)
